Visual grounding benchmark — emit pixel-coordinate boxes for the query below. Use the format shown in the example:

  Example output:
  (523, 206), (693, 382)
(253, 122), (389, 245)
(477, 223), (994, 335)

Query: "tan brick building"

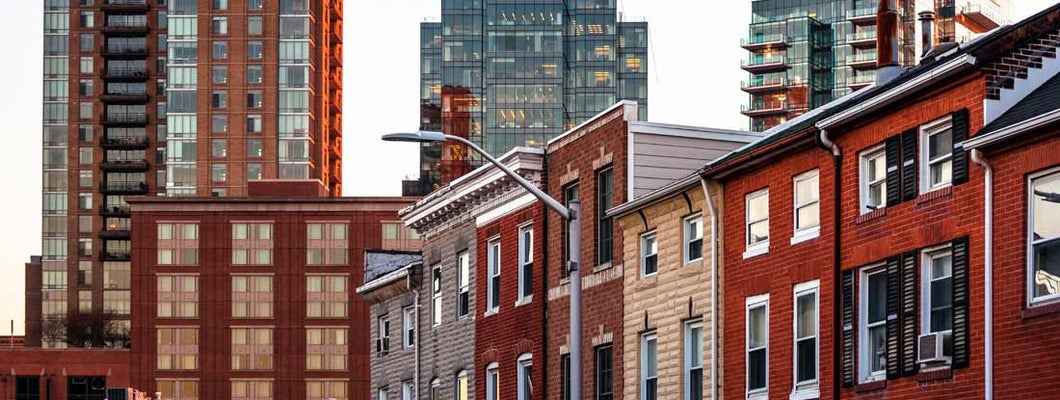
(612, 174), (722, 400)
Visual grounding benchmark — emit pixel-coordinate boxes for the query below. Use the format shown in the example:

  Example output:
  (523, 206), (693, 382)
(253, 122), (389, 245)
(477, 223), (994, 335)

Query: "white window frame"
(859, 145), (887, 214)
(641, 332), (658, 400)
(403, 306), (415, 348)
(746, 294), (769, 399)
(744, 189), (770, 259)
(487, 237), (501, 314)
(378, 387), (389, 400)
(517, 353), (533, 400)
(792, 170), (820, 244)
(429, 378), (440, 400)
(684, 213), (704, 264)
(684, 320), (704, 400)
(378, 315), (390, 356)
(859, 264), (888, 383)
(921, 246), (953, 335)
(455, 370), (469, 400)
(518, 224), (533, 305)
(486, 362), (499, 400)
(919, 117), (954, 193)
(431, 265), (442, 327)
(457, 251), (470, 318)
(641, 231), (658, 278)
(1028, 167), (1060, 306)
(792, 280), (820, 399)
(401, 381), (414, 400)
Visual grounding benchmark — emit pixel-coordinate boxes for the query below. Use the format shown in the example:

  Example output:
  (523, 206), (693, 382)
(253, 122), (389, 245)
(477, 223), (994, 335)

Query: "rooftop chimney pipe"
(919, 10), (936, 60)
(876, 0), (901, 84)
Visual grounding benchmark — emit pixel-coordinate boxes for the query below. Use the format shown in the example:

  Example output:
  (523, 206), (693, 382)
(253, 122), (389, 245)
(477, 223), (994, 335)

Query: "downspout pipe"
(699, 176), (720, 400)
(971, 149), (994, 400)
(818, 129), (842, 400)
(410, 273), (421, 399)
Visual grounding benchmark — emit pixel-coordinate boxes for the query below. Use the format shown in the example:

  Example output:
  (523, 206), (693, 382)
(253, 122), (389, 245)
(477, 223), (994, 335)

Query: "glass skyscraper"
(407, 0), (648, 195)
(741, 0), (1012, 132)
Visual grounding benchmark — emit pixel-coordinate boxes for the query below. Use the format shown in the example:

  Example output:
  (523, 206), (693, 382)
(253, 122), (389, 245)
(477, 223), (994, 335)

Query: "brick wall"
(717, 139), (837, 400)
(546, 106), (631, 399)
(475, 204), (545, 400)
(0, 349), (130, 400)
(368, 289), (417, 399)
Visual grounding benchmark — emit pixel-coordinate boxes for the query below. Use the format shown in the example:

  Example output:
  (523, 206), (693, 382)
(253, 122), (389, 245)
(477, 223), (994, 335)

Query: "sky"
(0, 1), (1055, 335)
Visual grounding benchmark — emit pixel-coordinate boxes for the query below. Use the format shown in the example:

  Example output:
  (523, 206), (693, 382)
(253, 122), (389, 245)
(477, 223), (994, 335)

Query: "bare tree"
(52, 312), (131, 349)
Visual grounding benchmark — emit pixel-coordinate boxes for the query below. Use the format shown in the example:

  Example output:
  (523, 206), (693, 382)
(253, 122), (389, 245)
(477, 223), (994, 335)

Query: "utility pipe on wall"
(818, 129), (841, 400)
(971, 149), (994, 400)
(699, 177), (720, 400)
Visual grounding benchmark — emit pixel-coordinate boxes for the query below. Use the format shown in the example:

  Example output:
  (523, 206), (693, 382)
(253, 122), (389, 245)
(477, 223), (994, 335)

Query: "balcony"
(103, 113), (148, 126)
(100, 182), (148, 195)
(99, 205), (132, 217)
(103, 67), (149, 82)
(846, 7), (877, 25)
(99, 229), (131, 240)
(101, 93), (149, 103)
(102, 25), (150, 36)
(741, 77), (788, 94)
(741, 101), (793, 117)
(847, 31), (877, 48)
(101, 136), (149, 150)
(103, 46), (148, 59)
(102, 0), (149, 12)
(741, 55), (787, 73)
(99, 159), (149, 172)
(847, 53), (878, 70)
(100, 251), (131, 262)
(848, 73), (877, 90)
(741, 34), (787, 51)
(958, 0), (1006, 32)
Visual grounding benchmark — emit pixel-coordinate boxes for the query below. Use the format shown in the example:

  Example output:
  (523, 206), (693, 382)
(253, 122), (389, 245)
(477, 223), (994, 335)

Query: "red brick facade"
(127, 188), (417, 400)
(475, 204), (546, 400)
(545, 104), (632, 399)
(0, 349), (130, 400)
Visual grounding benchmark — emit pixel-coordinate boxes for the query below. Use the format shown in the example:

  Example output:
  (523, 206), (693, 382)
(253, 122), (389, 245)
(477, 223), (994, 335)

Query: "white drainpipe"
(971, 149), (994, 400)
(700, 177), (720, 400)
(411, 277), (421, 399)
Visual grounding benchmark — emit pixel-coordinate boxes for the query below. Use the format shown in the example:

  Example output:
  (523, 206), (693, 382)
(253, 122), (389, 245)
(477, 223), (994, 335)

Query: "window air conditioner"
(917, 331), (952, 364)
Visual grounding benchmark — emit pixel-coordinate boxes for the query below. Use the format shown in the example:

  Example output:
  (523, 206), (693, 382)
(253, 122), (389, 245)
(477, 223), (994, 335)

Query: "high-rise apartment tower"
(406, 0), (648, 195)
(32, 0), (343, 348)
(741, 0), (1012, 132)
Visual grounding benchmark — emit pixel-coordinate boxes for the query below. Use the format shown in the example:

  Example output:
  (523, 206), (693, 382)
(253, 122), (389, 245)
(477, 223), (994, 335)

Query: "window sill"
(684, 257), (704, 266)
(1023, 300), (1060, 320)
(854, 380), (886, 393)
(915, 185), (953, 205)
(856, 207), (887, 224)
(515, 296), (533, 307)
(916, 367), (953, 382)
(747, 391), (768, 400)
(484, 310), (498, 318)
(789, 386), (819, 400)
(592, 262), (613, 274)
(790, 227), (820, 245)
(743, 243), (769, 259)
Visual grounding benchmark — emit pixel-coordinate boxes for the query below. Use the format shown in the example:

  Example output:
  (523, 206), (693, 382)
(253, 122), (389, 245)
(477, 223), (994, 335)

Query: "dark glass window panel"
(748, 348), (767, 390)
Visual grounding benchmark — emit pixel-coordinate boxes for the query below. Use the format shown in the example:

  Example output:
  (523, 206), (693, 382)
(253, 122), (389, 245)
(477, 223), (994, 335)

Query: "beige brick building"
(613, 175), (724, 400)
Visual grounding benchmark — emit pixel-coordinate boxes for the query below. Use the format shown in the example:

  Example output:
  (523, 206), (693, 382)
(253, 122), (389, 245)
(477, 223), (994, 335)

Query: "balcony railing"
(741, 77), (787, 92)
(99, 159), (149, 172)
(103, 67), (149, 80)
(847, 31), (877, 44)
(846, 7), (877, 23)
(101, 136), (149, 149)
(741, 34), (786, 50)
(100, 182), (148, 194)
(846, 53), (878, 69)
(102, 0), (149, 11)
(100, 251), (131, 262)
(100, 93), (150, 103)
(103, 46), (148, 57)
(99, 229), (132, 240)
(103, 113), (148, 125)
(848, 73), (877, 88)
(99, 205), (132, 217)
(741, 55), (787, 72)
(102, 25), (150, 35)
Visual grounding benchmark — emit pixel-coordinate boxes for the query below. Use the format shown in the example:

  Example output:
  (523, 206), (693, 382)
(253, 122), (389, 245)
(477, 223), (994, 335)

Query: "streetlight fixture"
(382, 131), (583, 399)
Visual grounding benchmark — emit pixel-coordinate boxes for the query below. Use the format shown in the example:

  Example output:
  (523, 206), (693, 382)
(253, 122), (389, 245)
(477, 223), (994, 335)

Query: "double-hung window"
(518, 225), (533, 303)
(922, 247), (953, 361)
(457, 251), (470, 317)
(920, 118), (954, 192)
(596, 345), (614, 400)
(793, 170), (820, 242)
(642, 332), (658, 400)
(431, 265), (442, 326)
(684, 214), (704, 264)
(455, 370), (469, 400)
(860, 146), (887, 213)
(485, 363), (499, 400)
(563, 182), (579, 277)
(561, 354), (571, 400)
(401, 381), (414, 400)
(378, 388), (389, 400)
(745, 189), (770, 257)
(746, 295), (769, 398)
(859, 266), (888, 382)
(641, 231), (658, 277)
(685, 321), (704, 400)
(794, 281), (819, 397)
(377, 315), (390, 356)
(517, 354), (533, 400)
(1029, 169), (1060, 305)
(597, 168), (614, 264)
(487, 239), (501, 313)
(403, 306), (415, 348)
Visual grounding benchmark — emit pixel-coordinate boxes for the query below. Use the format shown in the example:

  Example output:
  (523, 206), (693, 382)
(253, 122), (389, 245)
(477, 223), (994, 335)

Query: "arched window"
(455, 370), (469, 400)
(485, 362), (499, 400)
(517, 353), (533, 400)
(429, 378), (439, 400)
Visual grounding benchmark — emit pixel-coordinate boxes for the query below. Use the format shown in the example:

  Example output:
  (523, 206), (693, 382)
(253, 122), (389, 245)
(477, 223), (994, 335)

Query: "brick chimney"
(876, 0), (902, 84)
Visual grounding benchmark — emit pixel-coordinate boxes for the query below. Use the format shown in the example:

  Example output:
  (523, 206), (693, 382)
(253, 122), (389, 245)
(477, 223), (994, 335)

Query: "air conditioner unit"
(917, 331), (952, 364)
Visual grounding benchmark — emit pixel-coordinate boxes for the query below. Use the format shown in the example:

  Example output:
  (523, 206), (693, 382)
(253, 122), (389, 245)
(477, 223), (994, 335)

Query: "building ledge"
(915, 185), (954, 205)
(1023, 300), (1060, 319)
(917, 367), (953, 382)
(856, 207), (888, 224)
(855, 380), (886, 393)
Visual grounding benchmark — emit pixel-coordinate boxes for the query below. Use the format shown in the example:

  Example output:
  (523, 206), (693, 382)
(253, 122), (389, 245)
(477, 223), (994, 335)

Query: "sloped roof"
(363, 250), (422, 285)
(980, 72), (1060, 135)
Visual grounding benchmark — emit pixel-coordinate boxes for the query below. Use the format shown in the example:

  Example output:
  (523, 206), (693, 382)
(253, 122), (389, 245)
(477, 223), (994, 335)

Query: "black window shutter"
(951, 108), (970, 185)
(886, 257), (901, 379)
(841, 269), (856, 387)
(952, 236), (971, 369)
(901, 128), (918, 201)
(900, 251), (919, 376)
(885, 135), (902, 207)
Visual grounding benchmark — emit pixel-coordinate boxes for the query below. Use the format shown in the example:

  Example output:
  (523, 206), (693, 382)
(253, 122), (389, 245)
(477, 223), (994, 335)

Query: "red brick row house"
(702, 5), (1060, 400)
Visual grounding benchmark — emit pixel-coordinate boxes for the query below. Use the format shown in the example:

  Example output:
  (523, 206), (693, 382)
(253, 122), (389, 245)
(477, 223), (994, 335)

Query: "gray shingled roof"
(980, 72), (1060, 134)
(364, 250), (422, 284)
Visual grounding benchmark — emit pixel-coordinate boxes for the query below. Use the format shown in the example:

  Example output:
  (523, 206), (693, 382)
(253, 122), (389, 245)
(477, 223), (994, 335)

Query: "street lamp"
(383, 131), (584, 399)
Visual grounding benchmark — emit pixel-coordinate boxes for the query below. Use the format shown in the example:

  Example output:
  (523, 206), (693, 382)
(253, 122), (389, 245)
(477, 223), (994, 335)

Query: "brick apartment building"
(703, 4), (1060, 399)
(0, 349), (130, 400)
(33, 0), (344, 348)
(126, 180), (419, 400)
(358, 250), (423, 400)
